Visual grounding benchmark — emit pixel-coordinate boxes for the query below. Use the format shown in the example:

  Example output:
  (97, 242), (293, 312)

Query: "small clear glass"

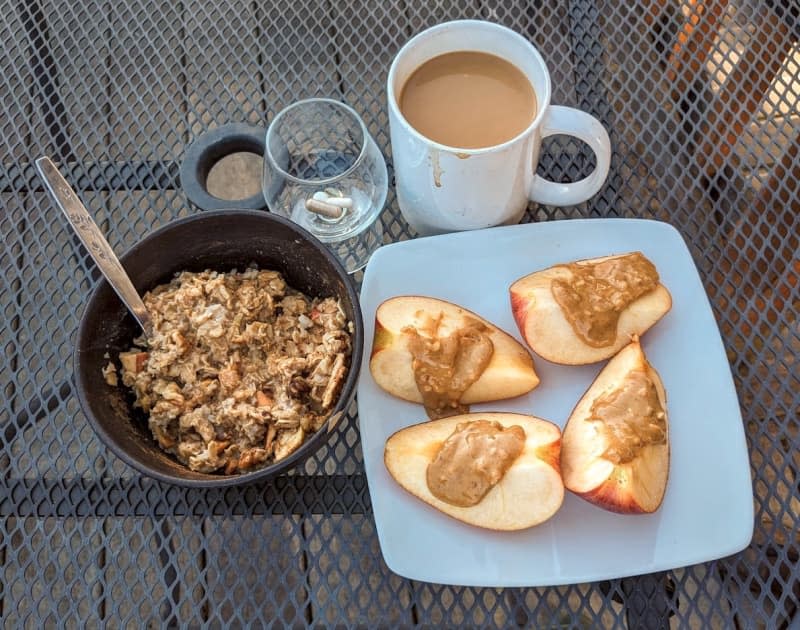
(263, 98), (387, 273)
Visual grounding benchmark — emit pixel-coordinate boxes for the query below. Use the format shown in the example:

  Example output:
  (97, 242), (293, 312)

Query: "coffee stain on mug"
(454, 152), (471, 160)
(429, 149), (443, 187)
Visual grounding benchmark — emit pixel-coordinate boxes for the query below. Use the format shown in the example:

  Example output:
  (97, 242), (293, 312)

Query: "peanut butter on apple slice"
(551, 252), (660, 348)
(403, 312), (494, 419)
(384, 412), (563, 531)
(588, 368), (667, 464)
(510, 252), (672, 365)
(369, 296), (540, 405)
(426, 419), (525, 506)
(561, 337), (669, 514)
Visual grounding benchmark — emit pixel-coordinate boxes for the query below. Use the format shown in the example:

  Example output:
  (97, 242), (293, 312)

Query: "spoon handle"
(35, 157), (153, 335)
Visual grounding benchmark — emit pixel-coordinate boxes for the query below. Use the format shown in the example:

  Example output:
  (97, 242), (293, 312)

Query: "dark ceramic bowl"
(75, 210), (363, 487)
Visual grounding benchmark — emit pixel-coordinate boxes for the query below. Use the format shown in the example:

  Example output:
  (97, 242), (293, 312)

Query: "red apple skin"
(510, 291), (530, 337)
(573, 468), (648, 515)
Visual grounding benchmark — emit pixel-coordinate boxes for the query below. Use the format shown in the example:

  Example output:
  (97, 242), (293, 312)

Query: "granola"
(114, 268), (352, 474)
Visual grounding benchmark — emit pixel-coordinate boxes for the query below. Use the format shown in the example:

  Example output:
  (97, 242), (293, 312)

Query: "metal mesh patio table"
(1, 0), (797, 626)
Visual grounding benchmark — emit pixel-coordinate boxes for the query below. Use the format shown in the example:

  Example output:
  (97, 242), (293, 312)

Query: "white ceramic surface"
(357, 219), (753, 587)
(387, 20), (611, 235)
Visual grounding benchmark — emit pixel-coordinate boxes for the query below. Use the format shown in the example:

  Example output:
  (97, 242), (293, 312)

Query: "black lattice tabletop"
(1, 0), (798, 627)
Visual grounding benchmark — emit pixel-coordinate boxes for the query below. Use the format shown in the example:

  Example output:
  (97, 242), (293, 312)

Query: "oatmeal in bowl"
(75, 210), (363, 487)
(107, 268), (353, 474)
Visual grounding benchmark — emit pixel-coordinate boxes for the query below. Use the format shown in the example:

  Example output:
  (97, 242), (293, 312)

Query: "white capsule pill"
(325, 196), (353, 208)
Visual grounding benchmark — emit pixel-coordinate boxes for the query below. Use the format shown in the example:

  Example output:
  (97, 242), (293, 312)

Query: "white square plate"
(357, 219), (753, 587)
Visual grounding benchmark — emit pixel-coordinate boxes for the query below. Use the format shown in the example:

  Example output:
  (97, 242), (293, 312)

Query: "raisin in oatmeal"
(111, 268), (352, 474)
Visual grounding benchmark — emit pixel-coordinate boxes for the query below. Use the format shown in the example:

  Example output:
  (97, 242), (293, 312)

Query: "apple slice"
(370, 296), (539, 404)
(384, 412), (564, 530)
(509, 252), (672, 365)
(561, 339), (669, 514)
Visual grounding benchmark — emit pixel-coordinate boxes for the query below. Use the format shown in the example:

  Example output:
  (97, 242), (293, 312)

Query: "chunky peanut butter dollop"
(589, 369), (667, 464)
(426, 419), (526, 507)
(404, 314), (494, 419)
(551, 252), (659, 347)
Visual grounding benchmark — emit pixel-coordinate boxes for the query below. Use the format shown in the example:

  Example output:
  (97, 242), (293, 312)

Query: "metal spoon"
(35, 156), (153, 336)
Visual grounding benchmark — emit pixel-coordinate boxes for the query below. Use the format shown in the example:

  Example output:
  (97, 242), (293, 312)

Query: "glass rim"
(264, 97), (370, 186)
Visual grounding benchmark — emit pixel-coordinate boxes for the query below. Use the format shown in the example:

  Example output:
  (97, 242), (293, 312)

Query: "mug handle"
(528, 105), (611, 206)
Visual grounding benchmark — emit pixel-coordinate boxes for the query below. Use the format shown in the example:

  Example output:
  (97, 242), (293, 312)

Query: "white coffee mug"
(387, 20), (611, 235)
